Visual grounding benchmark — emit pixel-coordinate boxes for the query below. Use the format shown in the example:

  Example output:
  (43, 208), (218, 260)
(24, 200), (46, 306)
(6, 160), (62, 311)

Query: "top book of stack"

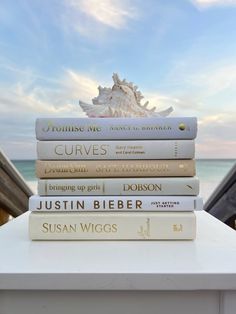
(36, 117), (197, 140)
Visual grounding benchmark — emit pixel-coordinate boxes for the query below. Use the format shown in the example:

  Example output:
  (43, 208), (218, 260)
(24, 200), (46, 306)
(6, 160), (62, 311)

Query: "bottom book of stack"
(29, 196), (202, 240)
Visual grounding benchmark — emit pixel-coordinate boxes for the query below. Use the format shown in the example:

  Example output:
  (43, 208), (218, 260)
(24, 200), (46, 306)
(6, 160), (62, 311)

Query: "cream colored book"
(29, 212), (196, 240)
(36, 159), (196, 178)
(38, 177), (200, 196)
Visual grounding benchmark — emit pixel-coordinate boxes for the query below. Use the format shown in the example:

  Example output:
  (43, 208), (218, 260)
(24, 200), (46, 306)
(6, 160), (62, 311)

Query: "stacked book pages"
(29, 117), (203, 240)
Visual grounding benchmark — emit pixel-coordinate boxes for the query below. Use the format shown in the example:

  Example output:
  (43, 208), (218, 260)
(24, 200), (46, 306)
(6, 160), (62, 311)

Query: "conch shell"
(79, 73), (173, 117)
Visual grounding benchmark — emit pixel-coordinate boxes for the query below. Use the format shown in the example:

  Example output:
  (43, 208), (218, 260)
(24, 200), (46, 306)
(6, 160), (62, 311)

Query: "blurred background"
(0, 0), (235, 204)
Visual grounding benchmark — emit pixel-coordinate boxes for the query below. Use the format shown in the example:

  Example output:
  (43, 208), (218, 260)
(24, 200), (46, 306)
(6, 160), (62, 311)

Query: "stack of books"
(29, 117), (203, 240)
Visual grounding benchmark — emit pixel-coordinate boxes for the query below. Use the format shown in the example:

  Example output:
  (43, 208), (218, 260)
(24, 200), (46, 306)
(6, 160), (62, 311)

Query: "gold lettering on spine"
(95, 163), (169, 174)
(141, 125), (172, 131)
(42, 223), (49, 233)
(123, 184), (162, 192)
(94, 224), (102, 233)
(87, 125), (101, 132)
(41, 223), (77, 233)
(42, 121), (85, 133)
(173, 224), (183, 232)
(112, 224), (118, 233)
(44, 164), (88, 174)
(137, 218), (151, 239)
(80, 223), (90, 232)
(42, 121), (52, 132)
(79, 223), (118, 233)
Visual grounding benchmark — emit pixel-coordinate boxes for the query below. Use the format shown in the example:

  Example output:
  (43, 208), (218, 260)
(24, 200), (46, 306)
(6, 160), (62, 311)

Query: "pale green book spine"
(29, 212), (196, 240)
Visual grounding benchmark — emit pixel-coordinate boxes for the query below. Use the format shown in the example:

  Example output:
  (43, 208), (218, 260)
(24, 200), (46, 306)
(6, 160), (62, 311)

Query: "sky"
(0, 0), (236, 159)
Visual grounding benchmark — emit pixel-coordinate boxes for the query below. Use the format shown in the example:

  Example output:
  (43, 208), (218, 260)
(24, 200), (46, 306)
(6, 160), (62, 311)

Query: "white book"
(38, 177), (200, 196)
(37, 140), (195, 160)
(29, 195), (203, 212)
(29, 212), (196, 240)
(35, 117), (197, 140)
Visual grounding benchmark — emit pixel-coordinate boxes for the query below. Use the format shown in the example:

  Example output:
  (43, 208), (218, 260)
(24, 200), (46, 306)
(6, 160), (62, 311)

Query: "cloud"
(188, 64), (236, 95)
(167, 58), (236, 114)
(0, 83), (75, 115)
(0, 65), (102, 114)
(195, 113), (236, 158)
(145, 91), (201, 114)
(191, 0), (236, 8)
(63, 70), (100, 103)
(69, 0), (137, 29)
(196, 139), (236, 158)
(144, 87), (236, 158)
(161, 54), (236, 157)
(61, 0), (138, 38)
(0, 68), (102, 158)
(198, 113), (228, 125)
(198, 113), (236, 142)
(0, 65), (235, 159)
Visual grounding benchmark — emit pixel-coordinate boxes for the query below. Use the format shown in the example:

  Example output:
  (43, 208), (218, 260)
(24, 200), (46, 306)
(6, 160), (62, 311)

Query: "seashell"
(79, 73), (173, 117)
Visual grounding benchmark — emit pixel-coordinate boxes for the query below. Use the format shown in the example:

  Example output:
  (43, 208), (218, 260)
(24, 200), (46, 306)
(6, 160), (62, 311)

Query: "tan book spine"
(29, 212), (196, 240)
(36, 160), (196, 178)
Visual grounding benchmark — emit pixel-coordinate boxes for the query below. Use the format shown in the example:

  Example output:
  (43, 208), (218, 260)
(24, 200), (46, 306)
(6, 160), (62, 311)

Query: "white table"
(0, 211), (236, 314)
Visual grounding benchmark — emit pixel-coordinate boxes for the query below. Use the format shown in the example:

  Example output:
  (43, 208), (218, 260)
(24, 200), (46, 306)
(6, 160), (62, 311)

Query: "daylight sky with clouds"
(0, 0), (236, 159)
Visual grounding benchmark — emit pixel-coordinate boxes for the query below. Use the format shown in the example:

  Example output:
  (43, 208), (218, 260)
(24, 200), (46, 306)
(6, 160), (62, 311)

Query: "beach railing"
(0, 149), (33, 225)
(204, 162), (236, 230)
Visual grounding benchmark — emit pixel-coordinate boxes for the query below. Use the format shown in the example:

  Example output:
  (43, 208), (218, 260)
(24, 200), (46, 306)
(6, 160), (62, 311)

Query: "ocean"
(12, 159), (235, 202)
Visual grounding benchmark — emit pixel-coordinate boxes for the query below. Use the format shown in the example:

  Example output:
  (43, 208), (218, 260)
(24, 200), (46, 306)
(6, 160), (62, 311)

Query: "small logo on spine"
(179, 123), (186, 131)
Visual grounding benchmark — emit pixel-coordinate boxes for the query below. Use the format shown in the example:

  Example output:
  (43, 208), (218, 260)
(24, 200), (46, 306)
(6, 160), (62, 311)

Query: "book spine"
(37, 140), (195, 160)
(36, 160), (196, 178)
(29, 195), (203, 212)
(35, 117), (197, 140)
(38, 177), (200, 196)
(29, 212), (196, 240)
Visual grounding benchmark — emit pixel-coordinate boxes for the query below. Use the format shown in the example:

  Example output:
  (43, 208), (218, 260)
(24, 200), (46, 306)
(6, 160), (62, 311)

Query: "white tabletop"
(0, 211), (236, 290)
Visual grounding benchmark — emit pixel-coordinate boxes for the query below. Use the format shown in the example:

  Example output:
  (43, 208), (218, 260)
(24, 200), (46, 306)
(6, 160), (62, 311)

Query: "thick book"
(29, 212), (196, 240)
(36, 160), (195, 178)
(35, 117), (197, 140)
(37, 140), (195, 160)
(38, 177), (200, 196)
(29, 195), (203, 212)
